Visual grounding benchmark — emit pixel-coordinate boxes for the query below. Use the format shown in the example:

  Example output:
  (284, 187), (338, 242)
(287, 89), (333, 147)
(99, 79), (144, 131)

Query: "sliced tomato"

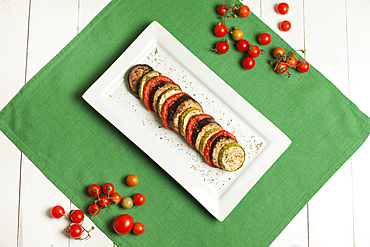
(185, 114), (214, 147)
(143, 76), (173, 112)
(203, 130), (237, 168)
(161, 92), (187, 130)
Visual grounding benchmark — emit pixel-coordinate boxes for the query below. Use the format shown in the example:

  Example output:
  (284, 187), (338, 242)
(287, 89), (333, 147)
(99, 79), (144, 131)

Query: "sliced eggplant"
(161, 92), (187, 130)
(185, 114), (214, 147)
(167, 94), (203, 133)
(191, 118), (217, 149)
(218, 142), (245, 171)
(126, 64), (153, 98)
(151, 81), (181, 114)
(138, 70), (161, 101)
(156, 88), (182, 117)
(210, 135), (236, 168)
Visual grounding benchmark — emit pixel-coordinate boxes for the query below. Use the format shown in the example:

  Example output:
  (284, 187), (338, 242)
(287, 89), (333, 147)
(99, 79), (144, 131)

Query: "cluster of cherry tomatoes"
(86, 175), (146, 235)
(271, 47), (310, 76)
(51, 205), (94, 240)
(211, 1), (251, 55)
(276, 2), (291, 32)
(87, 182), (122, 215)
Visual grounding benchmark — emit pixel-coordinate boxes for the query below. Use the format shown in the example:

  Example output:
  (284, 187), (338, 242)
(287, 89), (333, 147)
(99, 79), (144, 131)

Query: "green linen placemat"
(1, 0), (370, 246)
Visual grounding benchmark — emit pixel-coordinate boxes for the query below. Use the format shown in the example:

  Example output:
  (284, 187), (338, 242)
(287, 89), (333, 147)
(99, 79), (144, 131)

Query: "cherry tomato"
(258, 32), (272, 45)
(69, 224), (83, 239)
(133, 193), (146, 206)
(279, 20), (291, 32)
(98, 194), (110, 208)
(88, 203), (100, 216)
(214, 23), (227, 37)
(276, 2), (289, 15)
(51, 205), (65, 219)
(69, 210), (84, 224)
(230, 28), (244, 41)
(236, 39), (249, 52)
(242, 57), (255, 70)
(297, 61), (310, 73)
(237, 5), (250, 17)
(126, 174), (139, 187)
(132, 222), (145, 235)
(102, 183), (114, 196)
(215, 41), (229, 54)
(248, 45), (261, 58)
(275, 61), (288, 74)
(113, 214), (134, 235)
(217, 4), (228, 16)
(272, 47), (285, 59)
(88, 184), (101, 197)
(110, 192), (122, 204)
(121, 197), (134, 209)
(286, 55), (298, 67)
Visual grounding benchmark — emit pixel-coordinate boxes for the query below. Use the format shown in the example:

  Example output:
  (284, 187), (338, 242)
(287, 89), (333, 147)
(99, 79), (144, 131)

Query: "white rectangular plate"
(82, 21), (291, 221)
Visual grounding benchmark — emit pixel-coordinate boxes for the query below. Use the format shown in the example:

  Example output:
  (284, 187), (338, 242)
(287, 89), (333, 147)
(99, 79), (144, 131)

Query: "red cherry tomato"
(126, 174), (139, 187)
(88, 184), (101, 197)
(275, 61), (288, 74)
(51, 205), (65, 219)
(113, 214), (134, 235)
(276, 2), (289, 15)
(215, 41), (229, 54)
(98, 194), (110, 208)
(236, 39), (249, 52)
(272, 47), (285, 59)
(132, 222), (145, 235)
(286, 55), (298, 67)
(238, 5), (250, 17)
(69, 224), (83, 239)
(217, 4), (228, 16)
(248, 45), (261, 58)
(279, 20), (291, 32)
(133, 193), (146, 206)
(88, 203), (100, 216)
(214, 23), (227, 37)
(102, 183), (114, 196)
(230, 28), (244, 41)
(258, 32), (272, 45)
(69, 210), (84, 224)
(242, 57), (255, 70)
(297, 61), (310, 73)
(110, 192), (122, 204)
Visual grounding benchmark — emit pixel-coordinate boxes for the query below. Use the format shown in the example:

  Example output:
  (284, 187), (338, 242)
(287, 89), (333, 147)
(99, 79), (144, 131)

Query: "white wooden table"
(1, 0), (370, 246)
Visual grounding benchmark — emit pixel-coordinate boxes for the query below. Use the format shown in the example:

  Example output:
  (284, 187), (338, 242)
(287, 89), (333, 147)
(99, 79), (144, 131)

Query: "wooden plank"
(0, 0), (29, 246)
(305, 1), (354, 245)
(347, 0), (370, 246)
(18, 0), (78, 246)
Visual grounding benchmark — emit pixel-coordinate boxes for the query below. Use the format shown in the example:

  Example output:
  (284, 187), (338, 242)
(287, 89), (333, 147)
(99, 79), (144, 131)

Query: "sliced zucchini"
(178, 107), (203, 137)
(138, 70), (161, 101)
(218, 142), (245, 172)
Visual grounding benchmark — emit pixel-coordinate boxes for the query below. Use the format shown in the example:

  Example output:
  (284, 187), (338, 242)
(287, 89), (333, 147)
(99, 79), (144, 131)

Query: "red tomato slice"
(143, 76), (173, 111)
(161, 92), (187, 130)
(185, 114), (214, 147)
(203, 130), (237, 168)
